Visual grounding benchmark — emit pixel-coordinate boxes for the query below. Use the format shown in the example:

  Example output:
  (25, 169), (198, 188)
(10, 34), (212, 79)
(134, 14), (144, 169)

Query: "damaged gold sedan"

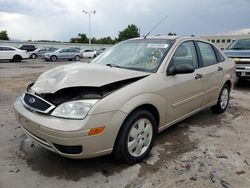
(14, 36), (236, 164)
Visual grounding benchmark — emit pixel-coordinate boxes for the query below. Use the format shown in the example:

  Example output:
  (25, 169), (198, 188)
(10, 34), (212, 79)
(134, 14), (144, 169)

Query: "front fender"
(120, 93), (167, 127)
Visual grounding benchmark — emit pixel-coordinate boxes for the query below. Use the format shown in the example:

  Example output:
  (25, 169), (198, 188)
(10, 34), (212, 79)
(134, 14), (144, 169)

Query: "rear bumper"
(14, 98), (126, 159)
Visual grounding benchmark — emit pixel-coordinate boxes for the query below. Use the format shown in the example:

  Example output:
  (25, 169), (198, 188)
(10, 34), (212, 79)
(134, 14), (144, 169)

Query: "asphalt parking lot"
(0, 59), (250, 188)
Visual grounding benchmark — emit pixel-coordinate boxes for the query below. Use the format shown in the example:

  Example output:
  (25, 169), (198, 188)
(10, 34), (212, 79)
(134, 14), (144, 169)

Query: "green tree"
(116, 24), (140, 42)
(168, 32), (177, 36)
(70, 33), (88, 43)
(0, 30), (9, 40)
(95, 37), (115, 44)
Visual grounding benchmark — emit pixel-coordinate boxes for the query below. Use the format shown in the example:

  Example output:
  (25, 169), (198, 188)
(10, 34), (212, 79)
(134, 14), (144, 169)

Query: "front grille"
(22, 92), (55, 113)
(239, 61), (250, 64)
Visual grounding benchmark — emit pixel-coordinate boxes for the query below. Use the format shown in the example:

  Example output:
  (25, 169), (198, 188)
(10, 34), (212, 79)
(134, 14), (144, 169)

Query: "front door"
(160, 41), (204, 124)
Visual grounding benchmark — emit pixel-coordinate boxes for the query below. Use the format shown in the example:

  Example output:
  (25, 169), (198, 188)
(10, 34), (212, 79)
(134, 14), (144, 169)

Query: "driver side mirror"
(168, 64), (195, 75)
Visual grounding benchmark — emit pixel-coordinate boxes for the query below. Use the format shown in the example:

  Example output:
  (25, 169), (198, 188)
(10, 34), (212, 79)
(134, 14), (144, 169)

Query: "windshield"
(228, 39), (250, 50)
(91, 39), (174, 73)
(54, 49), (62, 53)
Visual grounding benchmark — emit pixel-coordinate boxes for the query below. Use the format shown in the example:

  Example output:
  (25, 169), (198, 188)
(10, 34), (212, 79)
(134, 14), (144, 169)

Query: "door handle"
(218, 66), (223, 71)
(195, 73), (203, 80)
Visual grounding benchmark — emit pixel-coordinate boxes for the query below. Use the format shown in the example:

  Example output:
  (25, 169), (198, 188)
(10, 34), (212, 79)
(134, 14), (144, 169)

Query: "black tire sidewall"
(13, 55), (21, 62)
(114, 110), (157, 164)
(212, 85), (230, 113)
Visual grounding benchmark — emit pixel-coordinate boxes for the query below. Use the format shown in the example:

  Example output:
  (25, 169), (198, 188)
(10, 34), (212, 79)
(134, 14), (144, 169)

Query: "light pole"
(82, 10), (96, 45)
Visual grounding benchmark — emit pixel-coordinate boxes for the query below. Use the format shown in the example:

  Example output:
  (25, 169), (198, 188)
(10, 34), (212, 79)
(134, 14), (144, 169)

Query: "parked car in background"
(14, 36), (235, 164)
(81, 49), (97, 58)
(96, 48), (106, 55)
(18, 44), (36, 52)
(0, 45), (29, 62)
(29, 47), (57, 59)
(224, 39), (250, 81)
(69, 47), (81, 51)
(44, 48), (82, 61)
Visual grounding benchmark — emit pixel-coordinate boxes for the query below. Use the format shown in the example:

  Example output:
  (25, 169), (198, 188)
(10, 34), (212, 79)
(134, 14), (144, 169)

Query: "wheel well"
(127, 104), (160, 128)
(224, 80), (232, 90)
(13, 54), (22, 58)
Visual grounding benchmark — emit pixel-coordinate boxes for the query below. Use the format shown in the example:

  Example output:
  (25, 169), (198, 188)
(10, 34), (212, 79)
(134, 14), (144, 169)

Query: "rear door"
(68, 49), (76, 58)
(162, 41), (204, 123)
(195, 41), (224, 106)
(0, 47), (4, 59)
(1, 47), (16, 60)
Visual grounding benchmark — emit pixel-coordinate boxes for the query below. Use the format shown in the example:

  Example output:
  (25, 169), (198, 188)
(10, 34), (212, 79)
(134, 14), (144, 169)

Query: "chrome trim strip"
(21, 92), (55, 114)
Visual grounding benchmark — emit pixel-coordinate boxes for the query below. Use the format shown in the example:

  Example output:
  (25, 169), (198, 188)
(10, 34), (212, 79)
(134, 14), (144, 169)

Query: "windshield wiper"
(106, 64), (122, 68)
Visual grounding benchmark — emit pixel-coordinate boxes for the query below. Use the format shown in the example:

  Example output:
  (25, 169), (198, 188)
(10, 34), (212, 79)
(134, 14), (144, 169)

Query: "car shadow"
(234, 78), (250, 92)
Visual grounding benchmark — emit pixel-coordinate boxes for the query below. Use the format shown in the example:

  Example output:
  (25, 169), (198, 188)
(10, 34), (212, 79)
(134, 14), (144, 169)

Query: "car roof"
(0, 45), (17, 49)
(130, 36), (205, 41)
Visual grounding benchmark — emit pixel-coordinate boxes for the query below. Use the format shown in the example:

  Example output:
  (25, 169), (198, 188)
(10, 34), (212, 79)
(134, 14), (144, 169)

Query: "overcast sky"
(0, 0), (250, 41)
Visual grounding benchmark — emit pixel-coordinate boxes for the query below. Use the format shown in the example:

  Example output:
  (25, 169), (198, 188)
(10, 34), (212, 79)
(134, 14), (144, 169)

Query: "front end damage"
(14, 74), (147, 158)
(22, 76), (146, 114)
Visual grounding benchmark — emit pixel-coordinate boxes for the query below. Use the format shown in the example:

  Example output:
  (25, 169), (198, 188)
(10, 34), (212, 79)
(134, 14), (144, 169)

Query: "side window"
(172, 41), (198, 68)
(2, 47), (15, 51)
(197, 42), (217, 66)
(214, 48), (225, 62)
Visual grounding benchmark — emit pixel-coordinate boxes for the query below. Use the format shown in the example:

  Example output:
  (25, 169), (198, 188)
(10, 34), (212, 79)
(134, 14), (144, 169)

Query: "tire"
(74, 55), (80, 61)
(50, 55), (57, 62)
(113, 109), (157, 164)
(13, 55), (22, 62)
(211, 84), (230, 113)
(93, 54), (97, 58)
(31, 54), (37, 59)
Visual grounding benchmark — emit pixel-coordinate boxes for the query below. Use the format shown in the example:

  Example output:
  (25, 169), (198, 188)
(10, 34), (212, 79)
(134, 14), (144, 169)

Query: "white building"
(200, 33), (250, 49)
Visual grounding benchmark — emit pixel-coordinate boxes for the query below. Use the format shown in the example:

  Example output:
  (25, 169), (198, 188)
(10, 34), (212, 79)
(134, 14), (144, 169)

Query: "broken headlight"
(51, 99), (99, 119)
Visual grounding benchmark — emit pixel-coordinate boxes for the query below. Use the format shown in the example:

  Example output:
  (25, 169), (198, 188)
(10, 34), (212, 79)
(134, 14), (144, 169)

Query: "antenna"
(144, 15), (168, 39)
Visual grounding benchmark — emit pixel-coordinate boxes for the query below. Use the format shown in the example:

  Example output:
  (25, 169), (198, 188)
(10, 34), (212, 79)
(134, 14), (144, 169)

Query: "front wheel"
(50, 55), (57, 62)
(211, 84), (230, 113)
(113, 109), (157, 164)
(31, 54), (37, 59)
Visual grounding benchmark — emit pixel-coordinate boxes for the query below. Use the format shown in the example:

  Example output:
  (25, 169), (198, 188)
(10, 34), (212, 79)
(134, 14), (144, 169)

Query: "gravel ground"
(0, 59), (250, 188)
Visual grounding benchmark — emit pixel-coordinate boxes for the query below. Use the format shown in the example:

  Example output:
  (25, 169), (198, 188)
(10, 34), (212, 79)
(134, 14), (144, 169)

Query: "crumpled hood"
(31, 63), (149, 94)
(223, 49), (250, 58)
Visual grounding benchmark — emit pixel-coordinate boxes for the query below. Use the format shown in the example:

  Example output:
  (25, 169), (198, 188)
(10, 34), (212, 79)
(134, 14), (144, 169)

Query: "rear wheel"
(211, 84), (230, 113)
(50, 55), (57, 62)
(113, 109), (157, 164)
(74, 55), (80, 61)
(13, 55), (22, 62)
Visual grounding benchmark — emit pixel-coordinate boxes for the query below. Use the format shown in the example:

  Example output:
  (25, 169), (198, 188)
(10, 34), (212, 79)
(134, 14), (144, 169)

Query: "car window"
(68, 49), (75, 52)
(214, 48), (225, 62)
(171, 41), (198, 68)
(1, 47), (15, 51)
(198, 42), (217, 66)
